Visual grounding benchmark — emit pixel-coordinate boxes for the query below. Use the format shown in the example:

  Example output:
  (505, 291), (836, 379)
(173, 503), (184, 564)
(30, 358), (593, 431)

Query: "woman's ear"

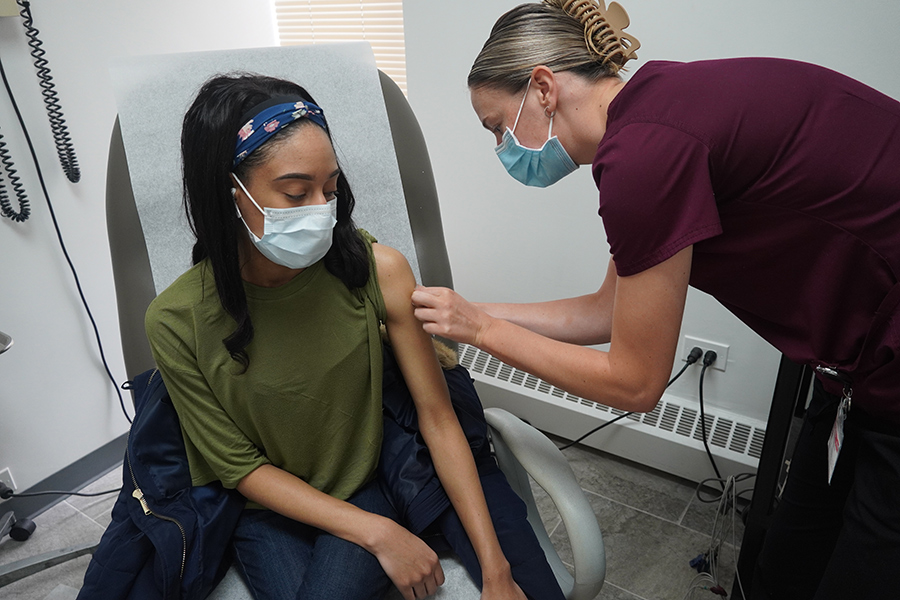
(530, 65), (559, 116)
(230, 172), (248, 203)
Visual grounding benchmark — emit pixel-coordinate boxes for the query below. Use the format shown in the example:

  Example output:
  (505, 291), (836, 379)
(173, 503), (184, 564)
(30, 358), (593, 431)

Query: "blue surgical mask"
(232, 174), (337, 270)
(495, 79), (578, 188)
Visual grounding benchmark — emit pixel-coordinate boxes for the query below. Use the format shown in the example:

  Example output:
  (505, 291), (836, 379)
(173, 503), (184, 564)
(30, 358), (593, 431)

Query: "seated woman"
(145, 73), (556, 600)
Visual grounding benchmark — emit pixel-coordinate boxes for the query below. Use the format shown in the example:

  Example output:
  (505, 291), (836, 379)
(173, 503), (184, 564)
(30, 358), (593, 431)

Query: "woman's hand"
(238, 465), (443, 599)
(370, 517), (445, 600)
(411, 285), (493, 346)
(481, 569), (528, 600)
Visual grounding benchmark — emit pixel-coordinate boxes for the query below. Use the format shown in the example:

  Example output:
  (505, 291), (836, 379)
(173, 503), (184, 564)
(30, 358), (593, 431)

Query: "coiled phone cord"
(16, 0), (81, 184)
(0, 48), (131, 423)
(0, 130), (30, 222)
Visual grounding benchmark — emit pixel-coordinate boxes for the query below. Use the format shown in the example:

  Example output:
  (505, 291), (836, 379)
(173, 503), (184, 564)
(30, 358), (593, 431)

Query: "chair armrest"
(485, 408), (605, 600)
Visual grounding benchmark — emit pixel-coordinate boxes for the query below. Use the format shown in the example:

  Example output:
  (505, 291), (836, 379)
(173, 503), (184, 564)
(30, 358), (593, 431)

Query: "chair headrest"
(109, 42), (420, 294)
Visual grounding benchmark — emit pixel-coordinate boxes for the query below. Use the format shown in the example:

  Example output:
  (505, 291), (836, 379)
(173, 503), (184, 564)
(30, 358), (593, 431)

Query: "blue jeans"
(230, 479), (396, 600)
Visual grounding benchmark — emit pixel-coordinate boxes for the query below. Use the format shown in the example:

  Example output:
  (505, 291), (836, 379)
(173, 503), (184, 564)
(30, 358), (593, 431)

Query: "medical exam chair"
(106, 50), (604, 599)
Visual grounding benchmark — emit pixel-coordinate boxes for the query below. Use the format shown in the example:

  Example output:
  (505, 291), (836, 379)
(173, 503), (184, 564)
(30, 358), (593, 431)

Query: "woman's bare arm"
(375, 243), (527, 600)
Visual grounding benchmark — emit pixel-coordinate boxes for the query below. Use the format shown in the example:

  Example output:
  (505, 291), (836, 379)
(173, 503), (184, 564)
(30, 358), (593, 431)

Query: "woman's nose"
(310, 189), (331, 205)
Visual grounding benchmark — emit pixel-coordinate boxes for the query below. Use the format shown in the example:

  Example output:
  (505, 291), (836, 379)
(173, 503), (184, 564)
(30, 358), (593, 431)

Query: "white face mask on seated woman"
(232, 173), (337, 270)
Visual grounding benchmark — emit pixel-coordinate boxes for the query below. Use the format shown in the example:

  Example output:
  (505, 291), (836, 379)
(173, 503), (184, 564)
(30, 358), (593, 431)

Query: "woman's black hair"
(181, 73), (369, 371)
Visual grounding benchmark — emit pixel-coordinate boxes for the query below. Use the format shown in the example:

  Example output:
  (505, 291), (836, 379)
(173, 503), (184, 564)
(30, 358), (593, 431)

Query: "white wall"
(0, 1), (276, 492)
(402, 0), (900, 424)
(4, 0), (899, 491)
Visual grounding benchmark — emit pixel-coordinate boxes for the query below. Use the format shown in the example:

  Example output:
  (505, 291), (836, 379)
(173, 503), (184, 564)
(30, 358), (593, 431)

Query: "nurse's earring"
(544, 107), (556, 119)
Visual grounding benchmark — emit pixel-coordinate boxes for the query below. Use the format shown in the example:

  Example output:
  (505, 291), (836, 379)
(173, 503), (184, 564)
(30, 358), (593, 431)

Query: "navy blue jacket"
(379, 346), (564, 600)
(77, 369), (244, 600)
(80, 351), (562, 600)
(379, 344), (494, 533)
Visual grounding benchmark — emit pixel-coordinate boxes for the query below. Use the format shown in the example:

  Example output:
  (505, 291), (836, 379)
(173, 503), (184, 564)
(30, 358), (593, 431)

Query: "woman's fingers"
(374, 521), (444, 599)
(400, 560), (442, 599)
(412, 577), (431, 599)
(415, 561), (444, 598)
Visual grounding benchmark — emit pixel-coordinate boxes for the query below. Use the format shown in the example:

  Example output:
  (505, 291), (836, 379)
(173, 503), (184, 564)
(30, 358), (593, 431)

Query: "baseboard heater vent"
(459, 343), (767, 483)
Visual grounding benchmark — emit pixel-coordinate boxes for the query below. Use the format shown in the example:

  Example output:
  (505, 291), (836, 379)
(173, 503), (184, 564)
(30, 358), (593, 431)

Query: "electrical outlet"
(682, 335), (730, 372)
(0, 467), (15, 492)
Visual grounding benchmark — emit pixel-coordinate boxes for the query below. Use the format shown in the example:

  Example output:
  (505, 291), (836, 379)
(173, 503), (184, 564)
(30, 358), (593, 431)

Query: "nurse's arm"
(473, 257), (617, 345)
(414, 247), (692, 412)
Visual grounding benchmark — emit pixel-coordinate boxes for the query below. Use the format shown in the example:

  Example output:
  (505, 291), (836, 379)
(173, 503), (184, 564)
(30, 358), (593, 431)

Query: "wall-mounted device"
(0, 0), (80, 223)
(0, 0), (18, 17)
(0, 330), (12, 354)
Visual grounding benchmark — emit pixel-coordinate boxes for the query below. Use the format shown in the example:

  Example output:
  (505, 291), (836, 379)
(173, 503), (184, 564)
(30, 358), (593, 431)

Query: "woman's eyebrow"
(274, 168), (341, 182)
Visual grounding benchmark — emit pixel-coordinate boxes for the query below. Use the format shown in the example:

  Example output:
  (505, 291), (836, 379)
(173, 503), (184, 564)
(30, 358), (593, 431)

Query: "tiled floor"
(0, 466), (121, 600)
(0, 439), (745, 600)
(534, 437), (745, 600)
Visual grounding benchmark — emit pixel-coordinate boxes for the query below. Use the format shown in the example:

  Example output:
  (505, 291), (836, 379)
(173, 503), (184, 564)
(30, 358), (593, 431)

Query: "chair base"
(0, 542), (97, 588)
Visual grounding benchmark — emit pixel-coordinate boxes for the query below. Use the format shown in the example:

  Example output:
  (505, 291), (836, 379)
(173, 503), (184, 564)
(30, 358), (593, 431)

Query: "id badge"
(827, 388), (851, 485)
(816, 366), (853, 485)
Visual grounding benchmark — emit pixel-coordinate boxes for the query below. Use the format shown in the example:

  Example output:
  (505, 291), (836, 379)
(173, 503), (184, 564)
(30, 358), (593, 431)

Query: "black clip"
(815, 365), (853, 411)
(815, 365), (852, 387)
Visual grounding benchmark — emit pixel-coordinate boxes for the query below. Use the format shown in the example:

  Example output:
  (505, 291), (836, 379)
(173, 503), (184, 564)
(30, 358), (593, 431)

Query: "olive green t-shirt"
(145, 232), (386, 503)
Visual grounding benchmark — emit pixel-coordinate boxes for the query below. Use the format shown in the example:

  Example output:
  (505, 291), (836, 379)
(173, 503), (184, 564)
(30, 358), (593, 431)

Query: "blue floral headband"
(233, 96), (327, 167)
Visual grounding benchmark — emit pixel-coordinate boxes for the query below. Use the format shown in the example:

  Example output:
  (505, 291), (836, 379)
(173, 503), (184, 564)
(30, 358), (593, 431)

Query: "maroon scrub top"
(593, 58), (900, 424)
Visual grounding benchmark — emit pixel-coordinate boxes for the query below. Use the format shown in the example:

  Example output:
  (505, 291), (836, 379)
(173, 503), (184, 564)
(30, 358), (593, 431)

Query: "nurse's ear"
(529, 65), (560, 118)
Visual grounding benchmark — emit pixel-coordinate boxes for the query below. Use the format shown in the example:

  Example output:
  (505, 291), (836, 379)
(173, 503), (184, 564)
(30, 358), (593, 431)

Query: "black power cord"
(558, 346), (704, 451)
(698, 350), (723, 482)
(0, 482), (120, 501)
(0, 49), (131, 423)
(695, 473), (756, 505)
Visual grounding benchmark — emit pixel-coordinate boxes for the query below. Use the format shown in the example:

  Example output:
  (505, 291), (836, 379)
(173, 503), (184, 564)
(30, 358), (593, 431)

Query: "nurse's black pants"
(753, 379), (900, 599)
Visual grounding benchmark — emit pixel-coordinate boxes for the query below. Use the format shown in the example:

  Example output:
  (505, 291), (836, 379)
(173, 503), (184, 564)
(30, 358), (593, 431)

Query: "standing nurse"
(411, 1), (900, 599)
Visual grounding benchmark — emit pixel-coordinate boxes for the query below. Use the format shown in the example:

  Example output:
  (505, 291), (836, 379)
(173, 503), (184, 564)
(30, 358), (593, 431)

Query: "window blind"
(274, 0), (408, 94)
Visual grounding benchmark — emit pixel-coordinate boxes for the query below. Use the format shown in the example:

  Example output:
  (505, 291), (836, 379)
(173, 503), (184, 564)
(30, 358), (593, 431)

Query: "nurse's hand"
(411, 286), (493, 346)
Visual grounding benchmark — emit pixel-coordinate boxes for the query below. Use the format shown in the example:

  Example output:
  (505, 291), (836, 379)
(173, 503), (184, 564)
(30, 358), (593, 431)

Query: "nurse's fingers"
(411, 286), (489, 345)
(410, 285), (451, 309)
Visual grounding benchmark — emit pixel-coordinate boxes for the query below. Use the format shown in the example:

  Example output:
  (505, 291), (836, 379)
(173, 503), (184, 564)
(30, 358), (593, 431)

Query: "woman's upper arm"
(373, 243), (455, 421)
(372, 242), (416, 324)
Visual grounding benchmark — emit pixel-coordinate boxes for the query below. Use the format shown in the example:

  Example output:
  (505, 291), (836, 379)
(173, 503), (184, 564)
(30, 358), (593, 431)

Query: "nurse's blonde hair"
(468, 0), (641, 93)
